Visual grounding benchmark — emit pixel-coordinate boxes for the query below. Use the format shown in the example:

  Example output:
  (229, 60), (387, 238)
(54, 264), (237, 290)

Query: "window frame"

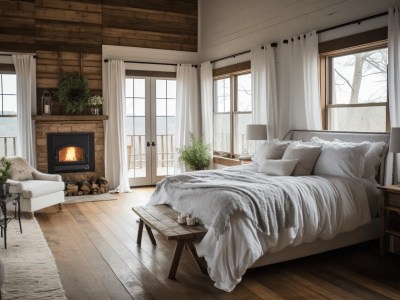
(213, 62), (251, 158)
(319, 28), (389, 132)
(0, 69), (18, 156)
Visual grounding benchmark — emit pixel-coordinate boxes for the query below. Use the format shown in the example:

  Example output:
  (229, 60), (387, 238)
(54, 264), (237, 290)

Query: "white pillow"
(282, 143), (322, 176)
(253, 141), (291, 166)
(332, 139), (386, 180)
(313, 143), (370, 179)
(258, 159), (298, 176)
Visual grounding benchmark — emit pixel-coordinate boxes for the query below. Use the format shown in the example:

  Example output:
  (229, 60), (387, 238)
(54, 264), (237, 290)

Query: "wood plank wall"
(0, 0), (197, 113)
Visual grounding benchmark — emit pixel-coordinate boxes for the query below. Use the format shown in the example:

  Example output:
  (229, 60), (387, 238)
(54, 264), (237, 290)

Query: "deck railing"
(127, 134), (175, 170)
(0, 137), (17, 157)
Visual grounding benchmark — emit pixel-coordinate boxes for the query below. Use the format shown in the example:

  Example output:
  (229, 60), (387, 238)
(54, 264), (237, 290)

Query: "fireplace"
(47, 132), (95, 173)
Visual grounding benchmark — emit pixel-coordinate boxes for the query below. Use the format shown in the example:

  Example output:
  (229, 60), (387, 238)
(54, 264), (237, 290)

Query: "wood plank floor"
(35, 187), (400, 300)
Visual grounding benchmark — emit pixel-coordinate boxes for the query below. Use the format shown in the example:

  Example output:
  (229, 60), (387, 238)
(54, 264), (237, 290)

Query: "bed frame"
(251, 130), (390, 268)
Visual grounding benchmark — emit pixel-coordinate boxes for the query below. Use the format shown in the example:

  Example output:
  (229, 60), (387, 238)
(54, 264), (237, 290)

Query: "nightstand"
(378, 185), (400, 255)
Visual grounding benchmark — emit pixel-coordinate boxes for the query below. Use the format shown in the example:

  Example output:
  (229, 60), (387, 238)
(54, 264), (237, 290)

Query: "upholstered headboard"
(283, 130), (391, 185)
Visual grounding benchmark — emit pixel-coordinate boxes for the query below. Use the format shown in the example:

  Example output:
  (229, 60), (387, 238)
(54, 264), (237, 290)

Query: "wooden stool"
(132, 205), (208, 279)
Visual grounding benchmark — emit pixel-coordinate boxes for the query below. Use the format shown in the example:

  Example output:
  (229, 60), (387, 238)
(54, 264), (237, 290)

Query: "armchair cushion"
(10, 180), (65, 199)
(8, 157), (33, 181)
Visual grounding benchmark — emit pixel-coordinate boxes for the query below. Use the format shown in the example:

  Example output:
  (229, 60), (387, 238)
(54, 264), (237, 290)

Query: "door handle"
(151, 141), (156, 147)
(147, 142), (151, 147)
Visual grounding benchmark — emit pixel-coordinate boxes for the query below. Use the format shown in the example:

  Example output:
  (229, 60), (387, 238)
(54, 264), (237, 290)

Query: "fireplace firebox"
(47, 132), (95, 173)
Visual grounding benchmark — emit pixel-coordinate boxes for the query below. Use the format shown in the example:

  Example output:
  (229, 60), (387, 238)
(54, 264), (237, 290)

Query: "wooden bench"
(132, 204), (208, 279)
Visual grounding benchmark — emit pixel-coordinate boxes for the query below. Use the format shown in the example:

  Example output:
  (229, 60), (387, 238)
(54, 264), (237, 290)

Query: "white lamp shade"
(246, 124), (267, 140)
(390, 127), (400, 153)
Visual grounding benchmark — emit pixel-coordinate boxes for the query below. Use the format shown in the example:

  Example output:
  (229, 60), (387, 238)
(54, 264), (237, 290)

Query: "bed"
(147, 130), (390, 292)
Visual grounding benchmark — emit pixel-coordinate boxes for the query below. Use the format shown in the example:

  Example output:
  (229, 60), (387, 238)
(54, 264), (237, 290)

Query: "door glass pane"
(214, 114), (230, 154)
(126, 78), (146, 179)
(156, 79), (176, 176)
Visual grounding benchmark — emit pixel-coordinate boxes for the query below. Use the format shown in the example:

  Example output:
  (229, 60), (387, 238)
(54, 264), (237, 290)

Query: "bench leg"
(168, 240), (185, 279)
(186, 241), (208, 274)
(145, 224), (157, 245)
(137, 219), (144, 245)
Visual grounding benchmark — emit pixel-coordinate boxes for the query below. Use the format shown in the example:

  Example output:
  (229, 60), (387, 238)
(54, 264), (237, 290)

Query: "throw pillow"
(313, 143), (370, 179)
(253, 141), (291, 166)
(282, 143), (322, 176)
(258, 159), (298, 176)
(9, 157), (33, 181)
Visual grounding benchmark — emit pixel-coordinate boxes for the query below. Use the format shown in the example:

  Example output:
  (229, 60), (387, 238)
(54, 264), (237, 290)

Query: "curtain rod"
(0, 53), (37, 58)
(211, 11), (388, 64)
(103, 59), (198, 68)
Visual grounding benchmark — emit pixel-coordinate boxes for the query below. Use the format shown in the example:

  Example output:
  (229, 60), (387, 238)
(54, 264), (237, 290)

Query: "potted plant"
(0, 157), (12, 197)
(57, 73), (91, 114)
(178, 133), (210, 171)
(88, 95), (103, 115)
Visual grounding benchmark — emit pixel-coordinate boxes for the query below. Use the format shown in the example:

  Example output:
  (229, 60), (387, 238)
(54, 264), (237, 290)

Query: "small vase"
(91, 107), (99, 115)
(0, 182), (10, 197)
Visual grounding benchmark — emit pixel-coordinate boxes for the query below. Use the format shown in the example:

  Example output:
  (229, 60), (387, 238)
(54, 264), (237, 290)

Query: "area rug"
(64, 192), (117, 204)
(0, 218), (66, 300)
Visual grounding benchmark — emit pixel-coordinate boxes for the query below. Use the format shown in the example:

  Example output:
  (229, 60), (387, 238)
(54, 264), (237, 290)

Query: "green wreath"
(58, 73), (90, 114)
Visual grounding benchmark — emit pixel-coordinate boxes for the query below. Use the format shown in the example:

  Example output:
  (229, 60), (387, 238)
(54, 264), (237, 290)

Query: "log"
(78, 191), (84, 196)
(66, 183), (79, 196)
(80, 180), (91, 191)
(98, 187), (105, 194)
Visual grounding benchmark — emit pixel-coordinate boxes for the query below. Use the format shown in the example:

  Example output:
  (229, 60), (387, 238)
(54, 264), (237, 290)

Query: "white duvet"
(148, 165), (374, 292)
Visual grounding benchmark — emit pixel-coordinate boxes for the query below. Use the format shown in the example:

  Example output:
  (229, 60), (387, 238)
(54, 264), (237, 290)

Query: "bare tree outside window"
(329, 48), (388, 132)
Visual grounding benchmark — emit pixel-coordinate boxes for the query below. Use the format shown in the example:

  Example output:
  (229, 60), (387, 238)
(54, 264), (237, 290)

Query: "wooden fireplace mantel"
(33, 115), (109, 122)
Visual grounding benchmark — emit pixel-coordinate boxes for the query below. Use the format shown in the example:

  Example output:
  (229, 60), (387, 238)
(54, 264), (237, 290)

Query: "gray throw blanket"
(149, 167), (303, 236)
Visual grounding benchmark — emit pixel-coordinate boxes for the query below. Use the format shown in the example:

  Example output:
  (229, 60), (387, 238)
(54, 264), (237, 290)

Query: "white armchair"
(6, 157), (65, 213)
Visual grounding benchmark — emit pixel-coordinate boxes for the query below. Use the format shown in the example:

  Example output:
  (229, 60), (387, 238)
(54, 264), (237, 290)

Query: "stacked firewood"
(65, 177), (109, 196)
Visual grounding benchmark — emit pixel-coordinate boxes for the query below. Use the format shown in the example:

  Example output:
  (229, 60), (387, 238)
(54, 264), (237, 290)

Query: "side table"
(377, 185), (400, 255)
(0, 193), (22, 249)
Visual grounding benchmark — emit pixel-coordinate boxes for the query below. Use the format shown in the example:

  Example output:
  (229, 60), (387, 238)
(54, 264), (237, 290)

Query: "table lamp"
(241, 124), (267, 159)
(390, 127), (400, 184)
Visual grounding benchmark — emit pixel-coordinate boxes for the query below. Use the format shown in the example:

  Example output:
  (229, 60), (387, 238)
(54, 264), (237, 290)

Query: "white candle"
(177, 215), (186, 224)
(186, 216), (196, 226)
(44, 104), (50, 114)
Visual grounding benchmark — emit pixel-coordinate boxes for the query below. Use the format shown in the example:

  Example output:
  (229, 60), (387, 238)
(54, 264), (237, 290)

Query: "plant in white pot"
(0, 157), (12, 197)
(178, 133), (210, 171)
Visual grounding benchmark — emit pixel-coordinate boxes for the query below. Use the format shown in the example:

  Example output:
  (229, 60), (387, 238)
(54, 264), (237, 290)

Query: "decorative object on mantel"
(178, 133), (210, 171)
(88, 95), (103, 115)
(57, 73), (90, 115)
(0, 157), (12, 197)
(41, 89), (52, 115)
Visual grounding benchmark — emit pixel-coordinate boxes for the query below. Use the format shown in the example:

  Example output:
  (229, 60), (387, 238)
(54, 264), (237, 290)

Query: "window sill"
(213, 156), (241, 166)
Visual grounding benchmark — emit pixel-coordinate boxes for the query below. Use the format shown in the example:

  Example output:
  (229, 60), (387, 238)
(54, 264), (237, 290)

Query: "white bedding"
(147, 164), (376, 292)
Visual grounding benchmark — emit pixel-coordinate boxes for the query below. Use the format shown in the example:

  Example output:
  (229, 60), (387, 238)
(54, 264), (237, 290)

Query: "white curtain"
(104, 60), (130, 192)
(200, 61), (213, 167)
(278, 30), (322, 133)
(389, 7), (400, 127)
(251, 45), (278, 140)
(388, 6), (400, 184)
(12, 54), (36, 166)
(175, 64), (200, 173)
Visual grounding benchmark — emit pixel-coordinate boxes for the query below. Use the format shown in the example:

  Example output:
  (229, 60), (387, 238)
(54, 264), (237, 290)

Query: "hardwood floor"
(35, 187), (400, 299)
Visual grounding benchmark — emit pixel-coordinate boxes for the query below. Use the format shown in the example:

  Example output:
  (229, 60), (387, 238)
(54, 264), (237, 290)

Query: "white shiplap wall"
(199, 0), (400, 62)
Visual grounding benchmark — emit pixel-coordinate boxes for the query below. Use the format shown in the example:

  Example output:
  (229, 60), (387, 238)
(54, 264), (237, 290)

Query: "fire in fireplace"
(47, 132), (95, 173)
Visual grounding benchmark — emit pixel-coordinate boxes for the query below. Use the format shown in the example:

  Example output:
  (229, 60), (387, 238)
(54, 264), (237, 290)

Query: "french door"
(125, 77), (176, 186)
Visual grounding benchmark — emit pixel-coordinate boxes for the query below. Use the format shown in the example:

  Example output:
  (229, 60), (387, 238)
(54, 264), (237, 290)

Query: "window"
(320, 30), (388, 132)
(213, 70), (252, 157)
(0, 73), (17, 156)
